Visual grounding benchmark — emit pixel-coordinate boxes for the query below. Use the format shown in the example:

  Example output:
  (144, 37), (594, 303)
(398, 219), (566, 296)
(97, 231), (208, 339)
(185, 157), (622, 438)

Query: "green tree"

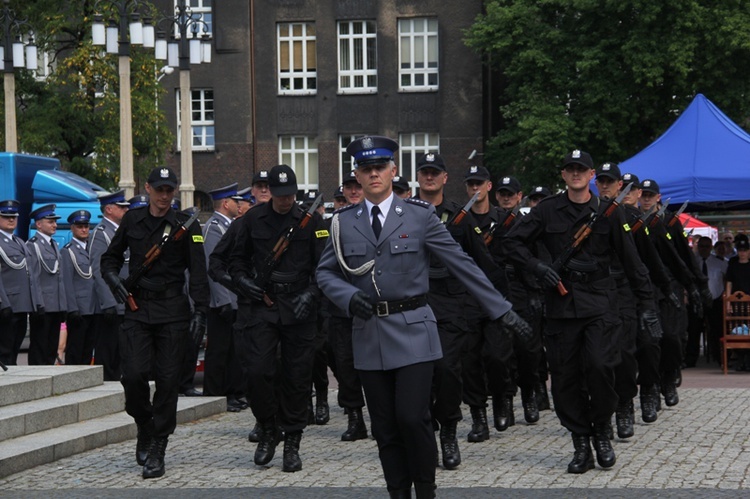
(465, 0), (750, 190)
(1, 0), (173, 191)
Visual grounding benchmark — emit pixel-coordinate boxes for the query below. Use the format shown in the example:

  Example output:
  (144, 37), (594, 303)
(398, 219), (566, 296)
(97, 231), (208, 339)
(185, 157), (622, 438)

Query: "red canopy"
(679, 213), (711, 228)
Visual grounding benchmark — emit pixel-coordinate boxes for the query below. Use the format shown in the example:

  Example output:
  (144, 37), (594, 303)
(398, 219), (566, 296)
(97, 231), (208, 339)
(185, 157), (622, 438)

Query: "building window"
(398, 18), (438, 91)
(279, 136), (318, 194)
(177, 88), (215, 151)
(174, 0), (212, 37)
(399, 132), (440, 185)
(278, 23), (317, 95)
(338, 21), (377, 94)
(33, 50), (54, 82)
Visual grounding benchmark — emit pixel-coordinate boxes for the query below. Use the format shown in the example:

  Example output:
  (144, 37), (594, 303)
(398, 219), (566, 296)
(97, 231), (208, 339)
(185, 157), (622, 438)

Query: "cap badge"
(535, 187), (542, 192)
(502, 177), (510, 184)
(623, 174), (632, 180)
(425, 153), (435, 163)
(260, 171), (268, 178)
(643, 180), (651, 187)
(160, 168), (169, 178)
(603, 163), (611, 171)
(361, 137), (374, 150)
(572, 150), (581, 159)
(279, 172), (288, 184)
(470, 166), (478, 173)
(394, 176), (401, 181)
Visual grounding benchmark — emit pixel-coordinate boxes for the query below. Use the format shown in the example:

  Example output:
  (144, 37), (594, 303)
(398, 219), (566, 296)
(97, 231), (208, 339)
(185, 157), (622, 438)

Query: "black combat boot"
(662, 380), (679, 406)
(135, 419), (154, 466)
(414, 482), (436, 499)
(315, 391), (330, 425)
(592, 422), (616, 468)
(254, 419), (282, 465)
(341, 407), (368, 441)
(653, 384), (662, 411)
(493, 395), (515, 431)
(388, 487), (412, 499)
(640, 385), (658, 423)
(521, 387), (540, 424)
(282, 430), (303, 472)
(615, 399), (635, 439)
(467, 406), (490, 442)
(439, 420), (461, 470)
(248, 421), (260, 442)
(536, 380), (551, 411)
(142, 436), (168, 479)
(567, 433), (594, 474)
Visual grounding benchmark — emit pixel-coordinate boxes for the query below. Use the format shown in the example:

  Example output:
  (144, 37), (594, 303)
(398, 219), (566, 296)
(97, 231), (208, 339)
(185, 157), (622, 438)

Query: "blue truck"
(0, 152), (108, 244)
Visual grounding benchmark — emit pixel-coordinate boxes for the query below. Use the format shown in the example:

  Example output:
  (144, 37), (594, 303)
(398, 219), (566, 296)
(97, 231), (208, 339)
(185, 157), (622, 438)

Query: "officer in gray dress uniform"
(61, 210), (99, 365)
(316, 136), (531, 499)
(0, 200), (44, 365)
(89, 190), (131, 381)
(27, 204), (67, 365)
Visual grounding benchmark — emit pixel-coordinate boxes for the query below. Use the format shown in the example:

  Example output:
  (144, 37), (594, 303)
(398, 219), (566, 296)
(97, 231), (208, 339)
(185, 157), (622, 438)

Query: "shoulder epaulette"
(95, 225), (106, 231)
(63, 242), (73, 249)
(209, 219), (220, 225)
(28, 236), (38, 242)
(405, 198), (431, 208)
(333, 203), (359, 215)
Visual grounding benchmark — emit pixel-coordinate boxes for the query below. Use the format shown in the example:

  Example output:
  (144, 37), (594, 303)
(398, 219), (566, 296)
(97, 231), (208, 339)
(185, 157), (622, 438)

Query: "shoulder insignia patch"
(192, 235), (204, 243)
(645, 227), (650, 236)
(666, 233), (672, 240)
(315, 230), (329, 238)
(683, 231), (688, 238)
(405, 198), (431, 208)
(623, 223), (631, 232)
(474, 226), (482, 235)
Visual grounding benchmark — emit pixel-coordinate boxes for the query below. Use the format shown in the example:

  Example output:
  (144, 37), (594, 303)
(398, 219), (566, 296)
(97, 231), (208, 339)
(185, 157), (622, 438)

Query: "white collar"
(103, 216), (120, 230)
(36, 232), (52, 244)
(73, 238), (87, 250)
(364, 193), (395, 219)
(214, 211), (233, 224)
(0, 229), (15, 240)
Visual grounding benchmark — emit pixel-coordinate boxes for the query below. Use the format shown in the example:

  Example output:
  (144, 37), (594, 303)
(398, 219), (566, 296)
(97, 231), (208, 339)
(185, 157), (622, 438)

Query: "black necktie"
(702, 258), (708, 276)
(371, 205), (382, 239)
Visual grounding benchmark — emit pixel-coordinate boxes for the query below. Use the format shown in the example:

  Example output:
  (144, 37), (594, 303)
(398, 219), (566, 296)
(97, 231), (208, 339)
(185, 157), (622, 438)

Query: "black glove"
(638, 309), (663, 340)
(103, 271), (129, 304)
(499, 309), (533, 345)
(32, 305), (45, 317)
(0, 306), (12, 321)
(217, 303), (235, 324)
(292, 291), (315, 320)
(189, 310), (207, 347)
(218, 273), (238, 294)
(349, 291), (374, 320)
(688, 287), (703, 318)
(699, 285), (713, 310)
(533, 262), (561, 289)
(235, 276), (264, 301)
(66, 310), (82, 326)
(662, 289), (682, 310)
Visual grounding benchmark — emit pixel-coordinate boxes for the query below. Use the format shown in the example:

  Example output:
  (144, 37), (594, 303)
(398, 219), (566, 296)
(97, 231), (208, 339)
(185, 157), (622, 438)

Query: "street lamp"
(154, 0), (211, 208)
(91, 0), (155, 199)
(1, 0), (37, 153)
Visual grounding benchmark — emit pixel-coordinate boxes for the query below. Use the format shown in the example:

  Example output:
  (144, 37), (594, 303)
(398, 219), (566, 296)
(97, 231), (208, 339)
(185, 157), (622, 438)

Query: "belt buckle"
(376, 301), (389, 317)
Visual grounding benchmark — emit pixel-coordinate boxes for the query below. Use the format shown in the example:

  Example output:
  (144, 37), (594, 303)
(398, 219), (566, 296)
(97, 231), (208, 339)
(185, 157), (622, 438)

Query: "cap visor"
(270, 185), (297, 196)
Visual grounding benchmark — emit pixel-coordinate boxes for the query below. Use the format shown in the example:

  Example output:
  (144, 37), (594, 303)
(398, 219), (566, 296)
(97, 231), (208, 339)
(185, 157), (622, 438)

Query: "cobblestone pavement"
(1, 381), (749, 498)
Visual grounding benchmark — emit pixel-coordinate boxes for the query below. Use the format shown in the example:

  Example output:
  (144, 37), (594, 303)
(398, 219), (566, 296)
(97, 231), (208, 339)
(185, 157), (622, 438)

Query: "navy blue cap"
(621, 173), (640, 189)
(67, 210), (91, 224)
(342, 170), (360, 185)
(268, 164), (298, 196)
(99, 190), (130, 207)
(528, 186), (552, 198)
(596, 162), (621, 180)
(128, 194), (149, 209)
(30, 204), (60, 221)
(209, 182), (239, 201)
(171, 198), (181, 211)
(346, 136), (399, 168)
(147, 167), (178, 189)
(640, 179), (660, 194)
(560, 149), (594, 170)
(252, 170), (270, 185)
(0, 199), (20, 217)
(237, 186), (254, 202)
(465, 165), (491, 182)
(392, 176), (409, 193)
(496, 176), (522, 193)
(333, 185), (345, 199)
(416, 153), (446, 172)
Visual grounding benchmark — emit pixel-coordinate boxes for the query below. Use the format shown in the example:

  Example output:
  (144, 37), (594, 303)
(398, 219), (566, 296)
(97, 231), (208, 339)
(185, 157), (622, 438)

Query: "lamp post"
(92, 0), (155, 198)
(154, 0), (211, 208)
(1, 0), (37, 153)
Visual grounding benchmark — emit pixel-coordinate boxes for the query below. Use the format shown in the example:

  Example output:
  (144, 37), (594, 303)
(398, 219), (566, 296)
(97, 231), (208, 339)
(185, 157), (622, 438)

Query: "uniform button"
(377, 250), (381, 256)
(377, 270), (382, 275)
(394, 245), (398, 249)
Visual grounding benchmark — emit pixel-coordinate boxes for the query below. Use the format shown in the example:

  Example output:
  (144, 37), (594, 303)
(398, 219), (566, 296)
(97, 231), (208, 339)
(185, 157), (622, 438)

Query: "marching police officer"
(27, 204), (66, 365)
(392, 175), (410, 198)
(236, 186), (254, 217)
(229, 164), (329, 472)
(317, 136), (530, 498)
(60, 210), (99, 365)
(100, 167), (209, 479)
(251, 170), (272, 205)
(128, 195), (149, 209)
(0, 200), (43, 365)
(89, 190), (131, 381)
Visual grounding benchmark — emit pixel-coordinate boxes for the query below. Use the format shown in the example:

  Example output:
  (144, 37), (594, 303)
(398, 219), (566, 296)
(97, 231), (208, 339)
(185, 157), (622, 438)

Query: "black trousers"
(65, 315), (98, 365)
(359, 362), (436, 491)
(513, 303), (543, 393)
(0, 313), (27, 366)
(178, 327), (200, 393)
(706, 297), (724, 364)
(239, 305), (316, 432)
(203, 307), (242, 398)
(120, 318), (187, 437)
(432, 319), (468, 424)
(328, 315), (365, 409)
(311, 314), (330, 396)
(28, 311), (63, 365)
(614, 280), (639, 402)
(94, 313), (123, 381)
(659, 282), (686, 383)
(545, 315), (620, 436)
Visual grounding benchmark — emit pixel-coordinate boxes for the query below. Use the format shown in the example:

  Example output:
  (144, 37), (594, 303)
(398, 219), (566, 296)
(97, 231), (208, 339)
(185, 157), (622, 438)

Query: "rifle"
(647, 198), (672, 229)
(629, 204), (656, 233)
(122, 209), (201, 311)
(666, 200), (689, 227)
(550, 183), (632, 296)
(255, 194), (322, 306)
(0, 358), (7, 371)
(446, 192), (479, 226)
(483, 204), (520, 246)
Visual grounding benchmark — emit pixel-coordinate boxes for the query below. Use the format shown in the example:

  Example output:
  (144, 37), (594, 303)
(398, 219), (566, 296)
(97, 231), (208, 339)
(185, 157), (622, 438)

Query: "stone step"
(0, 395), (226, 479)
(0, 366), (104, 408)
(0, 382), (125, 443)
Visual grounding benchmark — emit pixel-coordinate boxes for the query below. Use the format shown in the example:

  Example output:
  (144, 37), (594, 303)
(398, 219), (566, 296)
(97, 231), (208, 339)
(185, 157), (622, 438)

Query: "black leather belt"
(134, 286), (184, 300)
(563, 268), (610, 283)
(269, 279), (308, 294)
(375, 295), (427, 317)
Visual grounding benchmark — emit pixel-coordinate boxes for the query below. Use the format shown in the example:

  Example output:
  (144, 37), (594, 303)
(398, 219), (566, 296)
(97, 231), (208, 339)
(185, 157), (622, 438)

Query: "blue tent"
(620, 94), (750, 211)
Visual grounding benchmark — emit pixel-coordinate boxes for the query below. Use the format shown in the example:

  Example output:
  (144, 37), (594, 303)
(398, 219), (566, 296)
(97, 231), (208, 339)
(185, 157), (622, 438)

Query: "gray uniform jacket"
(203, 212), (237, 309)
(89, 217), (129, 314)
(0, 232), (43, 312)
(27, 235), (66, 313)
(316, 194), (513, 371)
(61, 240), (99, 316)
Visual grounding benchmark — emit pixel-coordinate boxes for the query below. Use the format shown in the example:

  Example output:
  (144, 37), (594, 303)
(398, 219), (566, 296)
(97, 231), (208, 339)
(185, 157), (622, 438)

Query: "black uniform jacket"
(505, 191), (654, 319)
(228, 201), (329, 325)
(623, 205), (672, 293)
(100, 206), (209, 323)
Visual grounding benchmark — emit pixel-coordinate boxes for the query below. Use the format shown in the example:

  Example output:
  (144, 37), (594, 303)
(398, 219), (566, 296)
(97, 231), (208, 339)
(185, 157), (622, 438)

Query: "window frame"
(176, 88), (215, 152)
(279, 135), (319, 194)
(173, 0), (213, 39)
(337, 20), (378, 94)
(398, 132), (440, 191)
(277, 22), (317, 95)
(398, 17), (439, 92)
